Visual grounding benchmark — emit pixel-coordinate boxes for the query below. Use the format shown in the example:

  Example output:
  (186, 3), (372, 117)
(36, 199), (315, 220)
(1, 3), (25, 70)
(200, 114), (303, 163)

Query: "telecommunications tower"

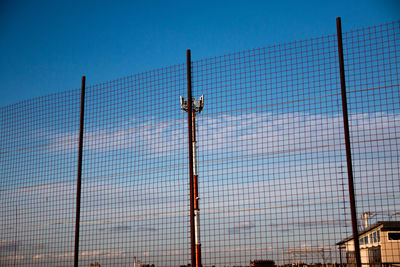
(180, 94), (204, 267)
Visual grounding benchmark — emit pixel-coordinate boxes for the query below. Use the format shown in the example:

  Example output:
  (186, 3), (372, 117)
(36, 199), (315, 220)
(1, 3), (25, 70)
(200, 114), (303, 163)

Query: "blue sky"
(1, 2), (399, 265)
(0, 0), (399, 107)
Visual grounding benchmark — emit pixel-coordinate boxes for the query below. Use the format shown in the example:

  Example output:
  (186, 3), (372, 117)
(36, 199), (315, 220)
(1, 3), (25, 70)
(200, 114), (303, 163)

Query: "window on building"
(368, 247), (381, 263)
(388, 232), (400, 240)
(360, 236), (368, 245)
(372, 231), (377, 243)
(346, 251), (356, 264)
(377, 230), (380, 242)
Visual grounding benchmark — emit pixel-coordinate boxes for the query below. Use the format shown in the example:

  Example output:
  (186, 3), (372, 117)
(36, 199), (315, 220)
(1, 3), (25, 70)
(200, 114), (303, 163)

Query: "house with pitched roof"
(336, 221), (400, 266)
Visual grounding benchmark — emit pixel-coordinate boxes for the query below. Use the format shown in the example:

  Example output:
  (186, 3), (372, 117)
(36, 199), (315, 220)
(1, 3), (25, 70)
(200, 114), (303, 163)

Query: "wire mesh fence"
(0, 90), (81, 266)
(0, 21), (399, 267)
(341, 21), (400, 267)
(191, 31), (349, 267)
(79, 66), (190, 267)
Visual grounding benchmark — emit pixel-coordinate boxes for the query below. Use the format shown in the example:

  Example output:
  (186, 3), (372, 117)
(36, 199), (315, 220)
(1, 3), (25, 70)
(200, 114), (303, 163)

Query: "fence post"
(74, 76), (86, 267)
(336, 17), (361, 267)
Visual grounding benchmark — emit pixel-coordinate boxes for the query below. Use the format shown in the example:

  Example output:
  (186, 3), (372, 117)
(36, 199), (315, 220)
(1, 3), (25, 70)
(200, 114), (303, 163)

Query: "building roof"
(336, 221), (400, 245)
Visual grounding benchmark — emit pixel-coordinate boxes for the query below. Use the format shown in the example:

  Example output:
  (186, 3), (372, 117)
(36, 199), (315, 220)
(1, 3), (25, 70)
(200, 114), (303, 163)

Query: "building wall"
(380, 231), (400, 263)
(344, 239), (377, 264)
(359, 227), (381, 264)
(343, 227), (400, 264)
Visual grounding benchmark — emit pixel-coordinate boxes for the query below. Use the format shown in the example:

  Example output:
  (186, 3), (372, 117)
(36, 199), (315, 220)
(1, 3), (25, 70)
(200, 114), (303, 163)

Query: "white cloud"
(0, 254), (24, 261)
(81, 250), (103, 257)
(41, 111), (399, 167)
(105, 250), (126, 257)
(55, 252), (74, 258)
(198, 111), (400, 159)
(45, 118), (186, 157)
(33, 254), (45, 260)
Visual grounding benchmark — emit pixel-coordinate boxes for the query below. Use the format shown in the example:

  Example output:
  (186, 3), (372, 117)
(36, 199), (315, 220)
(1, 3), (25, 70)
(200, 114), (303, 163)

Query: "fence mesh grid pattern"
(1, 21), (399, 267)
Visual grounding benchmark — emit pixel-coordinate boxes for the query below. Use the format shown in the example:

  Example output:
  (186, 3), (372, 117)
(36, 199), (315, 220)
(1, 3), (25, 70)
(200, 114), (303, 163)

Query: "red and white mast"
(180, 93), (204, 267)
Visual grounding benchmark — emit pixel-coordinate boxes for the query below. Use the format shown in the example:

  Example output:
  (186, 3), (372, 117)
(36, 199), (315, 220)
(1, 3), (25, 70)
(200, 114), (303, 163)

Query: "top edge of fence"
(1, 20), (399, 112)
(0, 62), (187, 112)
(341, 19), (400, 36)
(192, 20), (399, 65)
(0, 86), (82, 113)
(191, 33), (338, 66)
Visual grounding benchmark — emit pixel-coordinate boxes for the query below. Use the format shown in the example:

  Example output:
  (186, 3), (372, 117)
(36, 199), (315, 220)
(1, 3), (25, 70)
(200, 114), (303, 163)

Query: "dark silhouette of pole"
(74, 76), (86, 267)
(186, 50), (196, 267)
(336, 17), (361, 267)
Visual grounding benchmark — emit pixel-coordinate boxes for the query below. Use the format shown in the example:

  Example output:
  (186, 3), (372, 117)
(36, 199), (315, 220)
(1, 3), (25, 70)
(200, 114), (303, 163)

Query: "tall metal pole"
(336, 17), (361, 267)
(186, 50), (196, 267)
(185, 50), (202, 267)
(74, 76), (86, 267)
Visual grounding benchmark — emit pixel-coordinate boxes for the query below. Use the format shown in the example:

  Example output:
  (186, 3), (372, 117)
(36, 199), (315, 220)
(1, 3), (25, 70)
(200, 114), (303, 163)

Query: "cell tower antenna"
(180, 94), (204, 267)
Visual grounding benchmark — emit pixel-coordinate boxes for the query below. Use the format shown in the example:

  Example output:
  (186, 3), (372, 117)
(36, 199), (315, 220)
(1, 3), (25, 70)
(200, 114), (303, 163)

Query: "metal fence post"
(74, 76), (86, 267)
(336, 17), (361, 267)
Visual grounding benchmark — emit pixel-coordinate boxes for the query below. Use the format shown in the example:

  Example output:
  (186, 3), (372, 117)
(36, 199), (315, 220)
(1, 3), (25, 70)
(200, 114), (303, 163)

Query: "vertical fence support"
(74, 76), (86, 267)
(186, 50), (197, 267)
(336, 17), (361, 267)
